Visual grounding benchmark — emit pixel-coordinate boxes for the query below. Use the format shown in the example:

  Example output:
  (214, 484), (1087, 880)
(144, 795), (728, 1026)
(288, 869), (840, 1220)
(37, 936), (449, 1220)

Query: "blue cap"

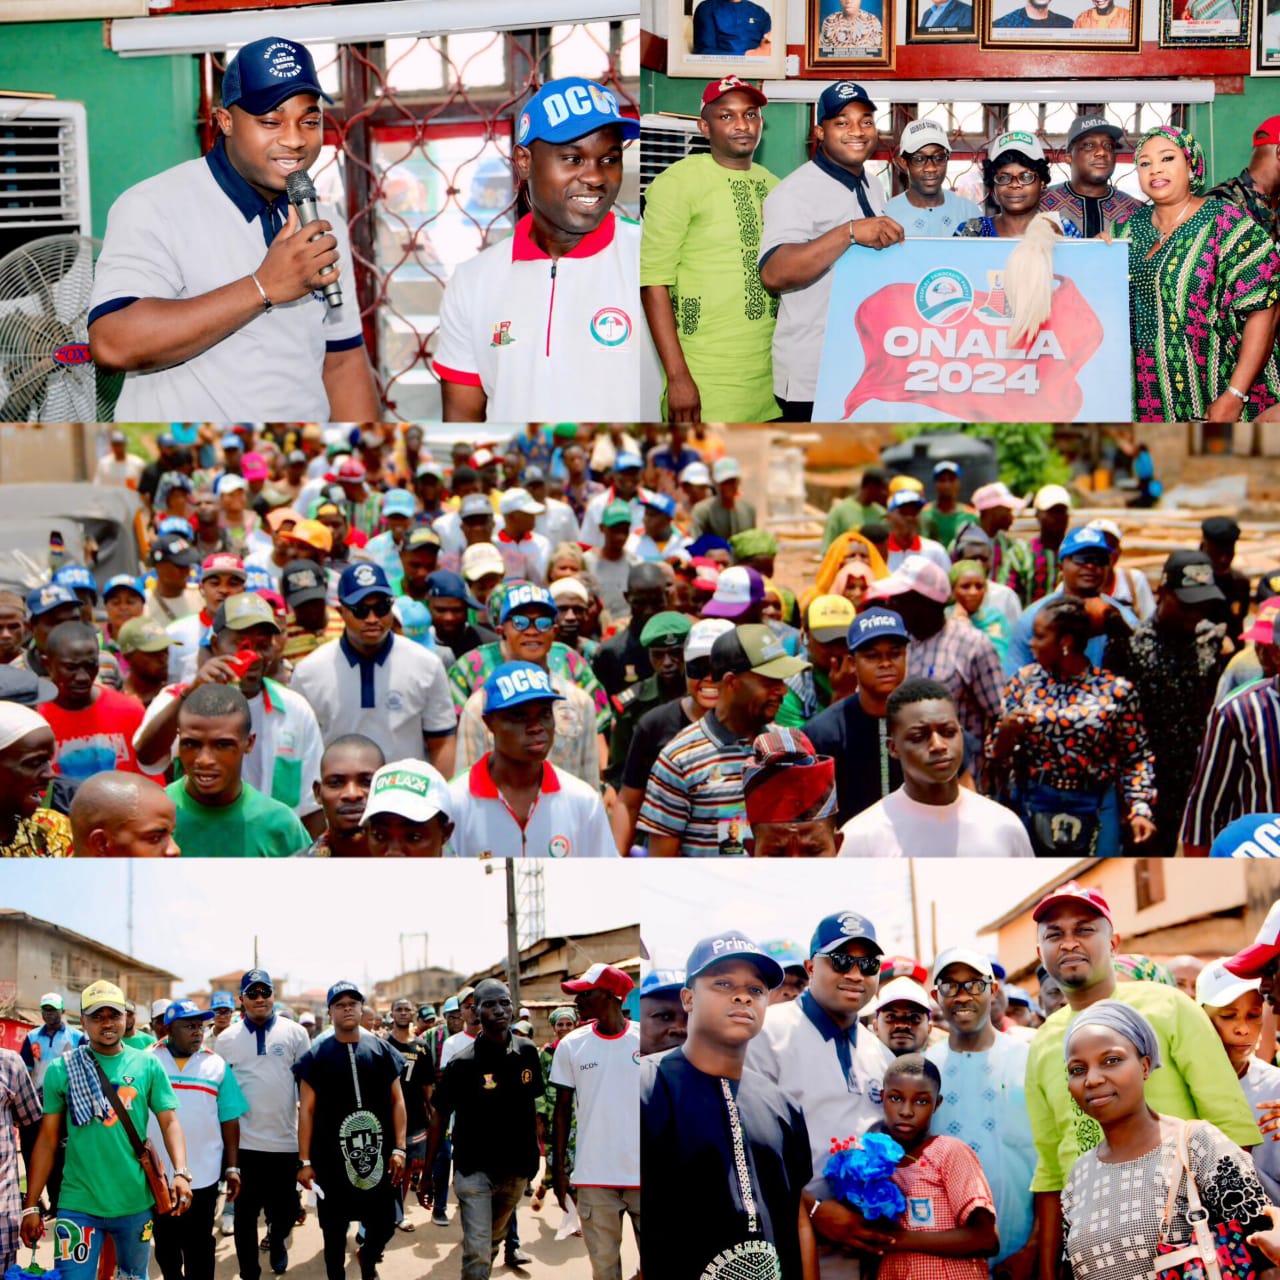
(244, 565), (274, 593)
(382, 489), (416, 519)
(393, 597), (433, 644)
(220, 433), (242, 450)
(639, 969), (686, 998)
(613, 451), (644, 472)
(425, 570), (480, 609)
(222, 37), (333, 117)
(686, 534), (732, 559)
(442, 997), (460, 1014)
(338, 562), (392, 606)
(484, 661), (567, 713)
(103, 574), (146, 601)
(157, 433), (176, 449)
(846, 607), (909, 653)
(157, 517), (195, 539)
(210, 991), (235, 1011)
(515, 77), (640, 147)
(1004, 983), (1031, 1007)
(26, 583), (79, 618)
(164, 999), (213, 1027)
(499, 581), (556, 623)
(810, 911), (883, 958)
(760, 938), (808, 969)
(818, 81), (877, 124)
(933, 460), (961, 476)
(327, 979), (364, 1007)
(53, 565), (97, 600)
(642, 492), (678, 519)
(1060, 526), (1111, 559)
(685, 931), (784, 990)
(240, 968), (273, 993)
(987, 954), (1007, 981)
(887, 489), (925, 511)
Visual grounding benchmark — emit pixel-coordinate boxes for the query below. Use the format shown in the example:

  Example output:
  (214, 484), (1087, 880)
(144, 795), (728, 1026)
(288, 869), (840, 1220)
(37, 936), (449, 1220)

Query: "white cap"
(549, 577), (589, 605)
(1085, 517), (1122, 542)
(990, 129), (1046, 165)
(870, 976), (932, 1015)
(900, 118), (951, 155)
(299, 1011), (317, 1025)
(152, 998), (170, 1019)
(932, 947), (996, 984)
(217, 474), (248, 495)
(1033, 484), (1073, 511)
(685, 617), (735, 661)
(499, 487), (546, 517)
(972, 481), (1028, 512)
(713, 458), (741, 484)
(362, 759), (451, 825)
(867, 555), (950, 605)
(461, 543), (505, 581)
(1196, 958), (1262, 1009)
(680, 461), (712, 486)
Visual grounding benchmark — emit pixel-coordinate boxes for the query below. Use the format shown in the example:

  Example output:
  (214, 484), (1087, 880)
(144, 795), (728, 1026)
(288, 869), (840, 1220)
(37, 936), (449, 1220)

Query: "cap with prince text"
(483, 661), (567, 713)
(223, 38), (334, 117)
(327, 980), (364, 1007)
(516, 77), (640, 147)
(685, 931), (785, 989)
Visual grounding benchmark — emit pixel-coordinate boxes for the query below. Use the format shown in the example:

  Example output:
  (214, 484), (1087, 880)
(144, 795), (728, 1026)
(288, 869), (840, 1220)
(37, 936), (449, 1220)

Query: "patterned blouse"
(955, 215), (1083, 239)
(0, 809), (73, 857)
(988, 662), (1156, 819)
(819, 9), (883, 49)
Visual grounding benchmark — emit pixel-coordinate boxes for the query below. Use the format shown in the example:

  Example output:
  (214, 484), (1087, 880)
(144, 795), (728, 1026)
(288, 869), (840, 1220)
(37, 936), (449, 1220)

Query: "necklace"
(1151, 196), (1193, 248)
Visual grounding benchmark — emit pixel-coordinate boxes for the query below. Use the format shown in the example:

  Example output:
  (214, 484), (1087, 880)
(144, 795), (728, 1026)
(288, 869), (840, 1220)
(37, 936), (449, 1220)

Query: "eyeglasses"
(820, 952), (881, 976)
(508, 614), (556, 634)
(686, 657), (713, 681)
(936, 978), (990, 998)
(347, 597), (392, 620)
(993, 171), (1040, 187)
(243, 987), (272, 1000)
(906, 152), (948, 169)
(878, 1009), (927, 1026)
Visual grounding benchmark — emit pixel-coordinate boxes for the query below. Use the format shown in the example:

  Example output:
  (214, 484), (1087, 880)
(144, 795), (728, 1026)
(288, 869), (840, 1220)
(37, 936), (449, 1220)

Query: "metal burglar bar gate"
(201, 22), (639, 420)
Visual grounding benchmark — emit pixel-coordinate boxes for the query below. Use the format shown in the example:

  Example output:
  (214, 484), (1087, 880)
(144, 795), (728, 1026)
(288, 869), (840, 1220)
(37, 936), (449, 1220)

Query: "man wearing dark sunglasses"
(746, 910), (892, 1278)
(291, 564), (457, 777)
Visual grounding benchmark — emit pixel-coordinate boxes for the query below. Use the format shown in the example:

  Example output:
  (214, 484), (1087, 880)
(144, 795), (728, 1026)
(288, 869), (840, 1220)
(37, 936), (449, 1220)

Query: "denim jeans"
(430, 1135), (452, 1214)
(53, 1208), (153, 1280)
(453, 1171), (525, 1280)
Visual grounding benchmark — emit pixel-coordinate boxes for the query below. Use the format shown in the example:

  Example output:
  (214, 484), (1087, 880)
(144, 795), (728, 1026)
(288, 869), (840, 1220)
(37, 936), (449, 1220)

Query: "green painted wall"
(1190, 81), (1272, 187)
(0, 20), (200, 237)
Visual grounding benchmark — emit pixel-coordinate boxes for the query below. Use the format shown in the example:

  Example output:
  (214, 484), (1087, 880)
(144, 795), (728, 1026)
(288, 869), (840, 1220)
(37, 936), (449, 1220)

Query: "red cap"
(1254, 115), (1280, 146)
(336, 457), (367, 481)
(881, 955), (930, 986)
(201, 553), (247, 578)
(1225, 901), (1280, 978)
(1031, 880), (1112, 926)
(561, 963), (634, 999)
(701, 75), (768, 109)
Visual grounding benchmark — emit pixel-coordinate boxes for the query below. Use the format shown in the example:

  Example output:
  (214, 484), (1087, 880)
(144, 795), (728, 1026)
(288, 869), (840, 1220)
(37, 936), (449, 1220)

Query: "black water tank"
(878, 432), (998, 503)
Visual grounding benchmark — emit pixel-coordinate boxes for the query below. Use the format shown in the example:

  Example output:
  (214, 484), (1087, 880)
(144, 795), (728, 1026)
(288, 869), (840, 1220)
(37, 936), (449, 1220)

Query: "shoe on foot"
(221, 1214), (235, 1237)
(431, 1211), (449, 1227)
(270, 1245), (288, 1275)
(355, 1246), (379, 1280)
(505, 1247), (533, 1267)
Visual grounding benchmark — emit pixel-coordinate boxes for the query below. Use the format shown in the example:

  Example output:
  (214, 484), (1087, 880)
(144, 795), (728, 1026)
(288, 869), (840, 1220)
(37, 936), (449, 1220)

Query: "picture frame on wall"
(981, 0), (1142, 48)
(908, 0), (978, 42)
(807, 0), (897, 65)
(664, 0), (789, 77)
(1253, 0), (1280, 69)
(1159, 0), (1249, 46)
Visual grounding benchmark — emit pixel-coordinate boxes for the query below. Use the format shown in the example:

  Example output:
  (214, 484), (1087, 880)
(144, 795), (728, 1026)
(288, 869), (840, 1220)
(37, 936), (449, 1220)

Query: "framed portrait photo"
(908, 0), (978, 40)
(807, 0), (897, 65)
(665, 0), (789, 78)
(981, 0), (1141, 48)
(1159, 0), (1249, 46)
(1253, 0), (1280, 70)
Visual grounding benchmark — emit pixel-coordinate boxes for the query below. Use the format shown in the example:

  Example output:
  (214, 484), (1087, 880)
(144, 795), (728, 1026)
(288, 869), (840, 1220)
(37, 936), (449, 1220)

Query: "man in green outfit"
(821, 466), (889, 551)
(607, 610), (691, 787)
(641, 76), (780, 423)
(21, 980), (193, 1280)
(168, 683), (308, 857)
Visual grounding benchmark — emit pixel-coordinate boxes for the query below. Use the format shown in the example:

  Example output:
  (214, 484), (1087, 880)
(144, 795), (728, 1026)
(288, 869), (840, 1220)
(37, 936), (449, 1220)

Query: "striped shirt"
(637, 710), (754, 856)
(283, 607), (345, 664)
(908, 616), (1004, 747)
(1182, 677), (1280, 847)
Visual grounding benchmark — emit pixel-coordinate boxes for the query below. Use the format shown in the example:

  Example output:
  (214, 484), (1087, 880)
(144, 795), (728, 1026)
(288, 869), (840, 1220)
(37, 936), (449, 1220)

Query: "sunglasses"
(347, 597), (392, 620)
(508, 614), (555, 633)
(243, 987), (272, 1000)
(820, 952), (881, 976)
(686, 657), (713, 681)
(936, 978), (990, 998)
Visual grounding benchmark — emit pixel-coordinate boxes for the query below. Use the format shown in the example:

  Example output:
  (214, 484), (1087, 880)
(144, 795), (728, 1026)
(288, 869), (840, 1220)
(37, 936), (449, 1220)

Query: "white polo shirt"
(446, 756), (616, 858)
(439, 1029), (477, 1071)
(495, 528), (552, 584)
(146, 1045), (249, 1189)
(433, 212), (647, 421)
(548, 1021), (639, 1188)
(214, 1013), (312, 1152)
(91, 140), (364, 422)
(289, 631), (456, 762)
(579, 486), (651, 549)
(759, 152), (888, 402)
(135, 677), (324, 819)
(166, 610), (210, 682)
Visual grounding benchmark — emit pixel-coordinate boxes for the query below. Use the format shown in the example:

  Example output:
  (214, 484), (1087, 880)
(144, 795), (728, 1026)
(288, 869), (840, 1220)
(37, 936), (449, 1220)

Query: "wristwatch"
(174, 1168), (194, 1182)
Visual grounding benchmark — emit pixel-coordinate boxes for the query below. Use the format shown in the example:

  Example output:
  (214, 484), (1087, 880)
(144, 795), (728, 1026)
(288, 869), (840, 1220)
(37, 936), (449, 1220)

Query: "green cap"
(118, 616), (174, 654)
(639, 610), (693, 650)
(730, 528), (779, 560)
(601, 500), (633, 529)
(552, 423), (579, 440)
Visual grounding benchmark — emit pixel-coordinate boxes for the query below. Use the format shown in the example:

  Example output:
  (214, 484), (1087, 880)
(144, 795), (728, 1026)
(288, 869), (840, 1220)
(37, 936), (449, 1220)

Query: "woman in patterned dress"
(819, 0), (884, 51)
(1061, 1001), (1272, 1280)
(1118, 125), (1280, 422)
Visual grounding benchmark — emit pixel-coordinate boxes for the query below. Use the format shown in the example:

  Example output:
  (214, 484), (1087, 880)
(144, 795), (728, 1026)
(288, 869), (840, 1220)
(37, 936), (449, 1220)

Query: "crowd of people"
(4, 962), (639, 1280)
(641, 884), (1280, 1280)
(0, 423), (1275, 857)
(641, 76), (1280, 423)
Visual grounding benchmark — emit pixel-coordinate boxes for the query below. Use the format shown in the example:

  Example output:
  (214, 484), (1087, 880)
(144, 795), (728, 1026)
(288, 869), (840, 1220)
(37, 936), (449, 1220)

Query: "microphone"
(286, 169), (343, 310)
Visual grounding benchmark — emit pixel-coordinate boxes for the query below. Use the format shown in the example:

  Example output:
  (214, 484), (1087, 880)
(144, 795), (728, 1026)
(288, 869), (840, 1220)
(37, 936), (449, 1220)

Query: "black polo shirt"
(433, 1032), (543, 1181)
(593, 626), (651, 698)
(804, 693), (902, 827)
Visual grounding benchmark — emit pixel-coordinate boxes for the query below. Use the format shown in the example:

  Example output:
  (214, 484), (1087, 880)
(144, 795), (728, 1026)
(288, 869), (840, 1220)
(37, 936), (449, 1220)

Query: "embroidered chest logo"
(491, 320), (515, 347)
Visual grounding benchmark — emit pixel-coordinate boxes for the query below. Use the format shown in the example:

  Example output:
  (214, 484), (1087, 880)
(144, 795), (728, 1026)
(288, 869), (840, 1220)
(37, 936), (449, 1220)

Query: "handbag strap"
(89, 1053), (148, 1160)
(1158, 1119), (1224, 1280)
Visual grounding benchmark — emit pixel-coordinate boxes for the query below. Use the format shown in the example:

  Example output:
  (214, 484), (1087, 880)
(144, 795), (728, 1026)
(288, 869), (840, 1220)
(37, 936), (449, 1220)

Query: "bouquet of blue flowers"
(823, 1132), (907, 1222)
(5, 1248), (61, 1280)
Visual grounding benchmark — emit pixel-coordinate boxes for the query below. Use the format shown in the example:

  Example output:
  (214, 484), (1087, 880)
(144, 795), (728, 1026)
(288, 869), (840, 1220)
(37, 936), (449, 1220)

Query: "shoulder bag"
(90, 1055), (174, 1216)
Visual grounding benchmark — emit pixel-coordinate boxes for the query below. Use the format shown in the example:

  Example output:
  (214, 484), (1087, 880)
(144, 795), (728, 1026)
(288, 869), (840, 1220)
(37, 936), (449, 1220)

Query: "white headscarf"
(0, 702), (50, 754)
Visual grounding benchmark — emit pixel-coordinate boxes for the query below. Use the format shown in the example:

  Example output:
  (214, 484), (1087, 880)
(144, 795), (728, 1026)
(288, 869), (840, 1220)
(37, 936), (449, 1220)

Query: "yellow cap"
(888, 474), (926, 495)
(806, 594), (856, 642)
(80, 980), (127, 1015)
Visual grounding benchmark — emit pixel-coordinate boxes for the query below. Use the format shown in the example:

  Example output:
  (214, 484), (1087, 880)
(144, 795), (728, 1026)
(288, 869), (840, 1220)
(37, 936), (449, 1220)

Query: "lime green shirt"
(640, 153), (781, 423)
(1025, 980), (1261, 1193)
(921, 504), (978, 549)
(122, 1032), (156, 1050)
(44, 1046), (178, 1218)
(168, 780), (307, 857)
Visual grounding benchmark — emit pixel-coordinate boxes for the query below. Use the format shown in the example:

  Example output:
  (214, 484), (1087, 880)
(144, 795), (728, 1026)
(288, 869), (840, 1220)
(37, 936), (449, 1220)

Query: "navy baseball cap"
(640, 969), (686, 999)
(164, 999), (213, 1027)
(338, 562), (392, 607)
(685, 932), (785, 990)
(157, 517), (196, 539)
(1060, 526), (1111, 559)
(241, 968), (273, 993)
(281, 561), (328, 607)
(515, 77), (640, 148)
(327, 979), (364, 1006)
(847, 607), (910, 653)
(222, 37), (333, 116)
(818, 81), (877, 124)
(26, 583), (79, 618)
(810, 911), (883, 958)
(210, 991), (235, 1011)
(103, 573), (146, 601)
(425, 570), (480, 609)
(499, 581), (556, 623)
(150, 534), (200, 569)
(484, 661), (567, 713)
(53, 565), (97, 600)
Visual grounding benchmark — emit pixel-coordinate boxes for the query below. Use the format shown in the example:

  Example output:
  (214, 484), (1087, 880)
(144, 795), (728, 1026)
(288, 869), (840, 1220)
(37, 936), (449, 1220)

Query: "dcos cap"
(516, 77), (640, 147)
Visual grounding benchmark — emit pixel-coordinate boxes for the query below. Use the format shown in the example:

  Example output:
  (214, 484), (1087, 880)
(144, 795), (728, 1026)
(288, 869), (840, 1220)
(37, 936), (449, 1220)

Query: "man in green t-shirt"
(167, 683), (308, 857)
(640, 75), (780, 424)
(821, 466), (890, 551)
(122, 999), (157, 1050)
(920, 459), (978, 550)
(21, 980), (193, 1280)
